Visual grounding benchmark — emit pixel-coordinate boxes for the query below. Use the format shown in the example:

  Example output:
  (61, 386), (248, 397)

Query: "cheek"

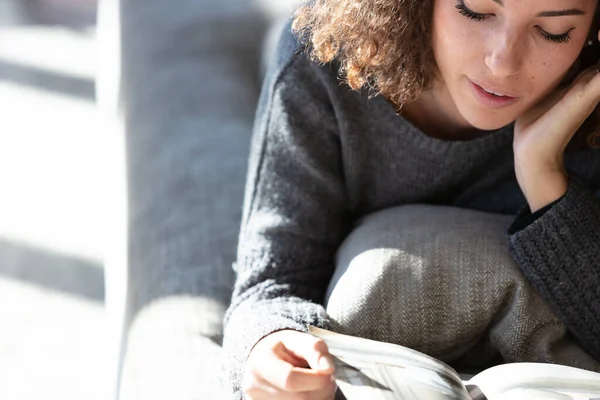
(432, 1), (480, 74)
(524, 51), (580, 97)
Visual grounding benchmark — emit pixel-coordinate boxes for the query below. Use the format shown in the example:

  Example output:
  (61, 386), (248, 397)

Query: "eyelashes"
(455, 0), (486, 21)
(536, 27), (574, 44)
(454, 0), (573, 44)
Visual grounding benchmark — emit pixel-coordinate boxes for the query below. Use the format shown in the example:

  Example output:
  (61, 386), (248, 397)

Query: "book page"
(467, 363), (600, 400)
(309, 326), (470, 400)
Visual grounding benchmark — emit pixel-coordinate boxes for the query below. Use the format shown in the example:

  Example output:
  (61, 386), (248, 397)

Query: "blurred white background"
(0, 0), (105, 398)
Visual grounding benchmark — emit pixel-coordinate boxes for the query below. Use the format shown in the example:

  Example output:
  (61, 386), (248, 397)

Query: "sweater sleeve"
(221, 51), (350, 398)
(507, 175), (600, 361)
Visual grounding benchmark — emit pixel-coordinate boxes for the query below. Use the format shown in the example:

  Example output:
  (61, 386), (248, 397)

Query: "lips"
(469, 78), (519, 98)
(468, 78), (520, 110)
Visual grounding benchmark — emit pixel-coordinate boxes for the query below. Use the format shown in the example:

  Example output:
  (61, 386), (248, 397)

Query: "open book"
(308, 326), (600, 400)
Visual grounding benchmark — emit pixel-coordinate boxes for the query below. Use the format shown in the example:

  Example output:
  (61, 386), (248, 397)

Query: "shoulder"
(258, 20), (398, 137)
(262, 19), (344, 107)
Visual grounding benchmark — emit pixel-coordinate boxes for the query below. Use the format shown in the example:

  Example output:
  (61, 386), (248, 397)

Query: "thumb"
(279, 331), (335, 373)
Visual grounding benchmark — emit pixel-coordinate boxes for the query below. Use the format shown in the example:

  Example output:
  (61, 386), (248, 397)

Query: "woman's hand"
(242, 329), (337, 400)
(514, 41), (600, 212)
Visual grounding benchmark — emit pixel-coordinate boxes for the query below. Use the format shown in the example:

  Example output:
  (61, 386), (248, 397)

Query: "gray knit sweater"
(222, 22), (600, 398)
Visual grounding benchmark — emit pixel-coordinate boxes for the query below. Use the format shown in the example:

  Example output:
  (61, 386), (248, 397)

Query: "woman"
(223, 0), (600, 398)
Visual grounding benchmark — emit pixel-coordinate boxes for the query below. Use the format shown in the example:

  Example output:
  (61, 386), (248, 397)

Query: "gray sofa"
(98, 0), (300, 398)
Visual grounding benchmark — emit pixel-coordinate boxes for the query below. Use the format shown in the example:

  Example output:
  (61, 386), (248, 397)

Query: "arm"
(507, 174), (600, 361)
(221, 49), (351, 397)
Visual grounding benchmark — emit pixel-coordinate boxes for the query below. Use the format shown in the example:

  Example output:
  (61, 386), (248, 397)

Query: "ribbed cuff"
(221, 299), (335, 399)
(507, 176), (600, 361)
(507, 196), (562, 235)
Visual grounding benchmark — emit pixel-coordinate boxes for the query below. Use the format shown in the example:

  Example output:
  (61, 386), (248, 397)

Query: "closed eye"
(455, 0), (574, 44)
(535, 27), (574, 44)
(455, 1), (488, 21)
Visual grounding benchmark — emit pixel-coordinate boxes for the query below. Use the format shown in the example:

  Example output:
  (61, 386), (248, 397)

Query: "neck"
(398, 89), (485, 141)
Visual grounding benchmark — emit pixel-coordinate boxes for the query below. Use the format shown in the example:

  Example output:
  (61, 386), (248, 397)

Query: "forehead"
(467, 0), (596, 12)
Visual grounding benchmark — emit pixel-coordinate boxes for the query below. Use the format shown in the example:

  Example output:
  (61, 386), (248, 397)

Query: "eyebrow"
(492, 0), (586, 17)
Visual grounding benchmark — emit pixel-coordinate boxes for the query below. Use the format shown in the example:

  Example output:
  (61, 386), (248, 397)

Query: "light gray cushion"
(116, 0), (268, 398)
(110, 1), (310, 398)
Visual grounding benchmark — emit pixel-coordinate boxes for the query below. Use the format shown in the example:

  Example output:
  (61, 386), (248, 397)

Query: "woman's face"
(431, 0), (597, 131)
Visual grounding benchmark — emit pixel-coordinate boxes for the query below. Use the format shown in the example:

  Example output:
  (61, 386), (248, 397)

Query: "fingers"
(276, 331), (335, 374)
(242, 373), (279, 399)
(243, 330), (337, 399)
(243, 372), (336, 400)
(519, 68), (600, 149)
(258, 351), (334, 392)
(560, 68), (600, 123)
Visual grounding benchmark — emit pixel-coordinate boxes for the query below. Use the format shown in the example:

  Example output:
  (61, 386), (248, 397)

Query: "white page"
(468, 363), (600, 400)
(309, 326), (470, 400)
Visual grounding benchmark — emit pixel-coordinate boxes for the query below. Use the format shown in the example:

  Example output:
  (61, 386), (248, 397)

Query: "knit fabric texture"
(222, 20), (600, 398)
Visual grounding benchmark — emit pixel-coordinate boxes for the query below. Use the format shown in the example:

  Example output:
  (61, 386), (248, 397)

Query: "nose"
(484, 29), (524, 78)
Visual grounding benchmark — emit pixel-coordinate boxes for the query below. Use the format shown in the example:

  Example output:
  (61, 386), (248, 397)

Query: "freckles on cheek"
(434, 3), (468, 46)
(524, 56), (561, 88)
(436, 26), (470, 65)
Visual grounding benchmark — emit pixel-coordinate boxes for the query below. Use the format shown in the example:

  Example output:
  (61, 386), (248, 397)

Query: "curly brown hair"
(292, 0), (435, 107)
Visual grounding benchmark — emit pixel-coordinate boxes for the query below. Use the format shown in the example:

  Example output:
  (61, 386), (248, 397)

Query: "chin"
(467, 115), (515, 131)
(458, 104), (519, 131)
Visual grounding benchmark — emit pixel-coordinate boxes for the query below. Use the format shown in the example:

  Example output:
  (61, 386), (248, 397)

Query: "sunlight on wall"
(0, 79), (101, 262)
(0, 276), (106, 400)
(0, 3), (107, 400)
(0, 27), (95, 80)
